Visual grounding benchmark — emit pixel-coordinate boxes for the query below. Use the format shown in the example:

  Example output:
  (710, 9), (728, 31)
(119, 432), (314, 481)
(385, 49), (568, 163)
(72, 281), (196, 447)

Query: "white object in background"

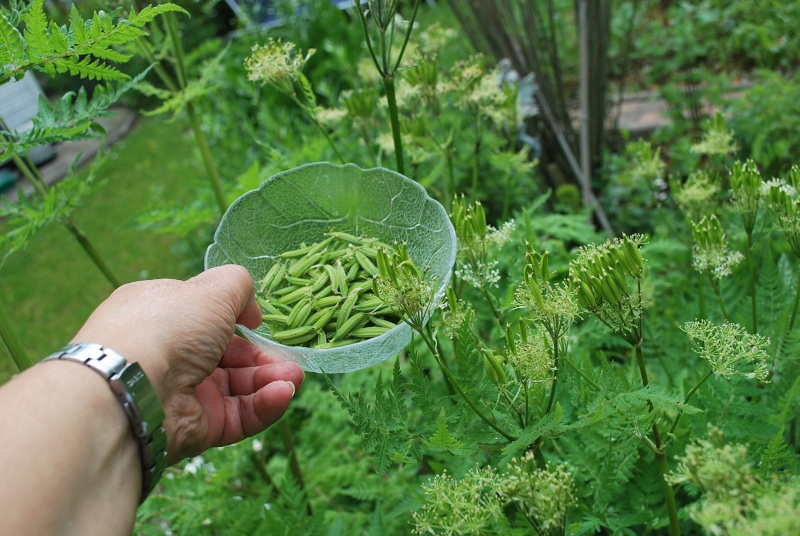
(0, 70), (56, 165)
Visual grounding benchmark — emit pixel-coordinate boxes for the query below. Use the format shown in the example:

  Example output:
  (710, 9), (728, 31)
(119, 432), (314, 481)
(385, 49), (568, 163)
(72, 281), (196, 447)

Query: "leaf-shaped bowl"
(205, 162), (457, 373)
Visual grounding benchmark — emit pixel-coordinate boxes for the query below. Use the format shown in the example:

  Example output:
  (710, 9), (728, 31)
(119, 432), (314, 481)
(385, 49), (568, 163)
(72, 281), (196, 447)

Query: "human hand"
(71, 265), (304, 464)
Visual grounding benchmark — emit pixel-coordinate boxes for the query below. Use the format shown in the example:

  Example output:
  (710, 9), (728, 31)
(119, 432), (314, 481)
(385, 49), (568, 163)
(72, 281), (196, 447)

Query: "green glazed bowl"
(205, 162), (457, 373)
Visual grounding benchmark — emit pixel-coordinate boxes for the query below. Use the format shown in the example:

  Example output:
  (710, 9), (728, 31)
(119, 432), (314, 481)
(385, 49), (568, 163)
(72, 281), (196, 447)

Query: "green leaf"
(499, 403), (564, 465)
(0, 12), (24, 71)
(424, 410), (464, 453)
(129, 4), (189, 28)
(22, 0), (50, 61)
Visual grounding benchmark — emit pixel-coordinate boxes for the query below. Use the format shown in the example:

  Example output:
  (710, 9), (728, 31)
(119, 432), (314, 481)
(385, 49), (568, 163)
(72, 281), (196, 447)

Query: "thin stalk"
(0, 303), (33, 371)
(790, 268), (800, 331)
(635, 344), (681, 536)
(383, 74), (405, 174)
(390, 0), (422, 74)
(418, 328), (515, 442)
(185, 103), (227, 214)
(278, 419), (312, 515)
(668, 369), (713, 439)
(697, 272), (706, 319)
(10, 153), (47, 197)
(135, 40), (178, 92)
(746, 231), (757, 333)
(709, 277), (730, 322)
(543, 332), (559, 415)
(164, 14), (227, 215)
(65, 220), (122, 288)
(471, 112), (482, 199)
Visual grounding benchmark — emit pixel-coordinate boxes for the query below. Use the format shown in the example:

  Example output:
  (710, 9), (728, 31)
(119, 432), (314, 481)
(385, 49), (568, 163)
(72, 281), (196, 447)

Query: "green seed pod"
(354, 250), (379, 277)
(482, 349), (506, 385)
(349, 326), (391, 339)
(332, 312), (368, 342)
(288, 299), (313, 329)
(271, 326), (317, 345)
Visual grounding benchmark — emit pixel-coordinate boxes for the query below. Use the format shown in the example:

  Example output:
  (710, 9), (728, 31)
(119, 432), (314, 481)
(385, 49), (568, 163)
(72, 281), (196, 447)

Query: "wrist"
(43, 343), (168, 503)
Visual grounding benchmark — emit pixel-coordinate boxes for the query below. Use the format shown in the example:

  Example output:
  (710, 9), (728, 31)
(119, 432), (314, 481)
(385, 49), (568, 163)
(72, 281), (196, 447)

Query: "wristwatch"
(43, 342), (168, 503)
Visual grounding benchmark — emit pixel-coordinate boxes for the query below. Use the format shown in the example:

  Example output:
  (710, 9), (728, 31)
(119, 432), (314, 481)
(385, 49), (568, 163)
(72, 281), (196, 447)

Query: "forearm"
(0, 361), (140, 535)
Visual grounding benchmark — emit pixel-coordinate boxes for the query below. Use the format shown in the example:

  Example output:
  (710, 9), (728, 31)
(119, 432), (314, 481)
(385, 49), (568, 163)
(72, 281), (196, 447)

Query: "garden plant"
(2, 0), (800, 534)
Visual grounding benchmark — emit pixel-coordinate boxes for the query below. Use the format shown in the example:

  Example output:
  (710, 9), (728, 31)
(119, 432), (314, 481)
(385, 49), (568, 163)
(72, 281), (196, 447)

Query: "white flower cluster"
(682, 319), (770, 381)
(692, 245), (745, 279)
(454, 259), (500, 289)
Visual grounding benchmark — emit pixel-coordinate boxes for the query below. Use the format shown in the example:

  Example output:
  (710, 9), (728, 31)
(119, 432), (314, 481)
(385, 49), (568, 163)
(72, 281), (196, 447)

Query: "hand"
(71, 265), (304, 464)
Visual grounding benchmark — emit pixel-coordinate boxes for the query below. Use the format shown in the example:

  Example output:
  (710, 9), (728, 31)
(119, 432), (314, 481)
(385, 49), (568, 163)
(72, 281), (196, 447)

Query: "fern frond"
(0, 11), (24, 72)
(499, 403), (564, 465)
(0, 69), (150, 158)
(758, 426), (799, 477)
(324, 363), (420, 473)
(129, 4), (189, 27)
(1, 1), (184, 84)
(0, 153), (105, 262)
(22, 0), (49, 61)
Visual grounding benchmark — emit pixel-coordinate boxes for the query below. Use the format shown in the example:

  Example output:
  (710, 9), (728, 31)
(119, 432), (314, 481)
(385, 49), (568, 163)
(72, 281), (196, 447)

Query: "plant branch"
(0, 303), (33, 371)
(668, 369), (713, 439)
(418, 328), (515, 441)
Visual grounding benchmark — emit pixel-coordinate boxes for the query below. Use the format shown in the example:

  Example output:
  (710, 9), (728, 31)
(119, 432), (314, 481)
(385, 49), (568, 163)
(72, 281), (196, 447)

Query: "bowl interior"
(205, 162), (456, 373)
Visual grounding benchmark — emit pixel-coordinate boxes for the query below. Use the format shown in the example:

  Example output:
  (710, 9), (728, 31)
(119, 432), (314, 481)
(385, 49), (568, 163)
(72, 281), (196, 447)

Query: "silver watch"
(43, 342), (168, 503)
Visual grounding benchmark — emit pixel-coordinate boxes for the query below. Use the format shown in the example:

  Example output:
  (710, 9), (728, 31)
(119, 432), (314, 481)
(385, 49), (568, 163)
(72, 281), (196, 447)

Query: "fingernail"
(284, 381), (296, 398)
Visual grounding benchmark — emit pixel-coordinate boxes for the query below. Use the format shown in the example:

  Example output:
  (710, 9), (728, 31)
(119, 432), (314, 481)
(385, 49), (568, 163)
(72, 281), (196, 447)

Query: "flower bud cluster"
(765, 165), (800, 257)
(672, 170), (722, 222)
(691, 215), (744, 279)
(515, 244), (578, 335)
(729, 159), (763, 233)
(374, 242), (435, 331)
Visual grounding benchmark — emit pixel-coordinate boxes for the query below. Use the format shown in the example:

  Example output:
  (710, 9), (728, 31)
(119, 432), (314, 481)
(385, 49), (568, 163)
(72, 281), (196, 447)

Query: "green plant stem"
(668, 369), (713, 439)
(10, 145), (122, 288)
(418, 329), (515, 442)
(635, 344), (681, 536)
(471, 113), (482, 199)
(383, 74), (405, 174)
(697, 272), (706, 319)
(790, 269), (800, 331)
(65, 220), (122, 288)
(185, 103), (227, 215)
(164, 13), (227, 215)
(543, 333), (559, 415)
(709, 276), (730, 322)
(278, 419), (312, 515)
(746, 231), (757, 333)
(390, 0), (421, 74)
(0, 303), (33, 371)
(10, 153), (47, 197)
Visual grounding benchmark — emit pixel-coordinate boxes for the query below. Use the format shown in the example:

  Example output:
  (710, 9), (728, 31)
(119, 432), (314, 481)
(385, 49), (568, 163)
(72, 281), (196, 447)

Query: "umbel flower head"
(515, 243), (578, 337)
(682, 319), (770, 381)
(690, 112), (738, 156)
(672, 170), (722, 222)
(244, 38), (315, 95)
(691, 215), (744, 279)
(505, 323), (554, 385)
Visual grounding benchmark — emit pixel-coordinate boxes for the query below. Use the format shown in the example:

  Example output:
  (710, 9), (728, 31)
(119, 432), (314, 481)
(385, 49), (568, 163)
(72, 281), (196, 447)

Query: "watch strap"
(43, 342), (168, 503)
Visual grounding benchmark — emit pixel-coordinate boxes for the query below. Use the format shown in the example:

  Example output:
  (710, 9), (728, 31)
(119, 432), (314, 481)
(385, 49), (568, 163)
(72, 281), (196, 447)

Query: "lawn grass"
(0, 115), (202, 383)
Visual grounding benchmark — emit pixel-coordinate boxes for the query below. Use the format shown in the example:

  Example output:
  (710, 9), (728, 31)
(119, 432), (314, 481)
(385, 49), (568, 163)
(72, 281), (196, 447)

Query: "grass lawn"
(0, 115), (204, 383)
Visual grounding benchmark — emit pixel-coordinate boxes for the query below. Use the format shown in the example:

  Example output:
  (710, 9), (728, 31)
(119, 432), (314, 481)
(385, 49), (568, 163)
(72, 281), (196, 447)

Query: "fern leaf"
(499, 403), (564, 465)
(424, 410), (464, 453)
(130, 4), (189, 27)
(22, 0), (50, 61)
(55, 56), (129, 81)
(0, 12), (24, 70)
(69, 4), (88, 44)
(758, 426), (798, 477)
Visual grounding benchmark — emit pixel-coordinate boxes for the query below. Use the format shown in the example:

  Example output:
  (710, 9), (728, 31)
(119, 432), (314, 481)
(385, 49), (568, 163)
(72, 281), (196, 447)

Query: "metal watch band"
(43, 342), (168, 503)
